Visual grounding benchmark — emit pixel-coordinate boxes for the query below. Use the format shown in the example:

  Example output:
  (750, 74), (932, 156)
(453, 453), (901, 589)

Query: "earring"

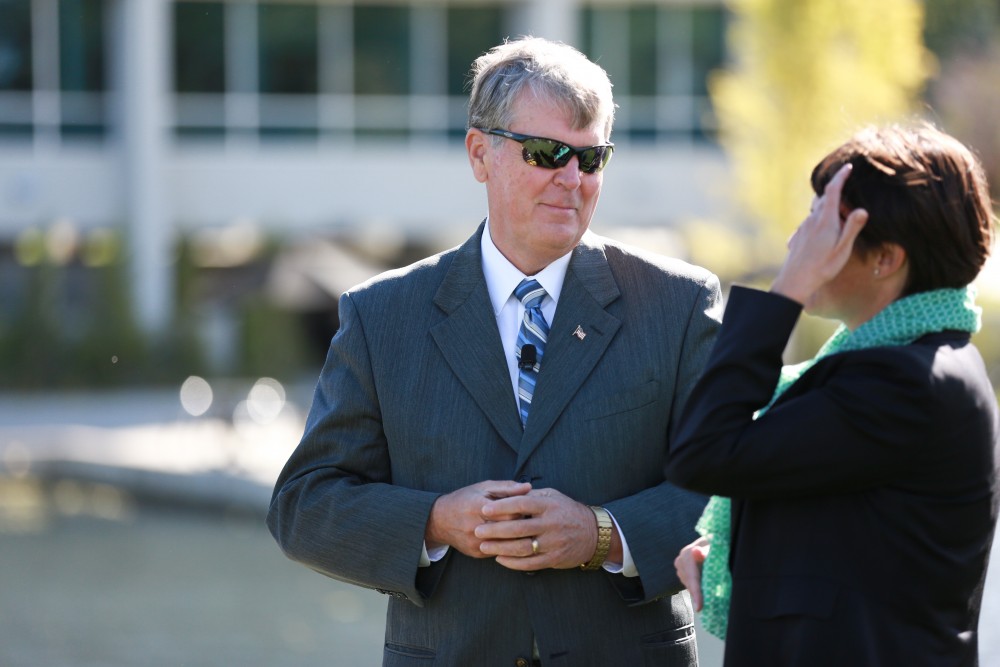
(874, 268), (881, 276)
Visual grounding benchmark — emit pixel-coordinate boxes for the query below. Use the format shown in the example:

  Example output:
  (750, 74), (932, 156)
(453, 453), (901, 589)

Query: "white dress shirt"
(421, 222), (637, 578)
(480, 221), (570, 399)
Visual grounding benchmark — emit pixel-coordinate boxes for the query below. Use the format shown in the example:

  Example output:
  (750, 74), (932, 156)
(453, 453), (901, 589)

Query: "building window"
(0, 0), (32, 138)
(258, 2), (319, 139)
(446, 4), (506, 138)
(259, 3), (318, 95)
(351, 4), (411, 140)
(60, 0), (106, 137)
(59, 0), (104, 92)
(173, 1), (226, 139)
(627, 6), (658, 97)
(172, 0), (515, 145)
(446, 6), (505, 97)
(174, 2), (225, 94)
(2, 0), (728, 148)
(354, 5), (410, 96)
(168, 1), (725, 146)
(582, 3), (727, 142)
(0, 0), (109, 143)
(0, 0), (33, 91)
(690, 6), (726, 99)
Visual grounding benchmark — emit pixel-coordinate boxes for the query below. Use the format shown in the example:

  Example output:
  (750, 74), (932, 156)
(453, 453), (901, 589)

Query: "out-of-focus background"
(0, 0), (998, 665)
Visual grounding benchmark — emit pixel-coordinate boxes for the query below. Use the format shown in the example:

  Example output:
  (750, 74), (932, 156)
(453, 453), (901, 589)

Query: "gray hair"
(467, 36), (616, 141)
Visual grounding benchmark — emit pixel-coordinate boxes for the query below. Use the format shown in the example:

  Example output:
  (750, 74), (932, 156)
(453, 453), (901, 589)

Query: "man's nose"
(552, 157), (583, 188)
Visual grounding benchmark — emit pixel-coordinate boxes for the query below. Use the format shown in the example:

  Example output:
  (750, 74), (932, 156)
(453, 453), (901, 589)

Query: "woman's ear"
(466, 129), (489, 183)
(873, 242), (908, 280)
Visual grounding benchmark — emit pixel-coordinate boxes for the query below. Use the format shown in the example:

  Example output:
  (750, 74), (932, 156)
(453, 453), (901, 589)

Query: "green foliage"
(711, 0), (1000, 397)
(0, 226), (329, 389)
(0, 260), (207, 390)
(712, 0), (932, 253)
(0, 263), (68, 389)
(237, 298), (311, 380)
(923, 0), (999, 57)
(72, 258), (151, 386)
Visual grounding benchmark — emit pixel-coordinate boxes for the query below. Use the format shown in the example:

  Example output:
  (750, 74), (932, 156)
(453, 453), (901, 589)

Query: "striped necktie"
(514, 279), (549, 426)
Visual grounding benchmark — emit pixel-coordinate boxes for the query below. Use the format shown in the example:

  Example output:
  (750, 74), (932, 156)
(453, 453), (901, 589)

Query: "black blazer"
(667, 286), (999, 667)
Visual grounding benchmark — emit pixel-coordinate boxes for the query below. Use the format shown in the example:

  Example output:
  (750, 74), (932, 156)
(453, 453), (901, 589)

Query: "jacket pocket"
(639, 623), (697, 666)
(584, 380), (660, 421)
(383, 642), (436, 664)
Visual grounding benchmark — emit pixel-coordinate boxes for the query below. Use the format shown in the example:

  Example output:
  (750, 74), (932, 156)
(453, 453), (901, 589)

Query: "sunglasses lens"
(521, 138), (573, 169)
(579, 146), (613, 174)
(517, 135), (613, 173)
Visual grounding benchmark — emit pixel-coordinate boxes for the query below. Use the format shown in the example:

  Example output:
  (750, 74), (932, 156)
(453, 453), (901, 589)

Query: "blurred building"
(0, 0), (734, 334)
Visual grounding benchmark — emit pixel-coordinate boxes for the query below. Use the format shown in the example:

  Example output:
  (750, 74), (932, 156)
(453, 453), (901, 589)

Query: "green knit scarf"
(695, 286), (982, 640)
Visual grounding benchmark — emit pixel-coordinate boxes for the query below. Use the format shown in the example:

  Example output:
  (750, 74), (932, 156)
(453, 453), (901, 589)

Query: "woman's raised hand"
(772, 164), (869, 305)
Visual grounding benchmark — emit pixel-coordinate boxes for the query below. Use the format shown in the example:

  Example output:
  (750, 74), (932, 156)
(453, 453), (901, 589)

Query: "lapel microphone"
(518, 344), (537, 370)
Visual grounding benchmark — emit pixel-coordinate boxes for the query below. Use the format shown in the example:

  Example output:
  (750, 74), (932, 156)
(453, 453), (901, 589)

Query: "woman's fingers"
(772, 163), (868, 303)
(675, 537), (710, 612)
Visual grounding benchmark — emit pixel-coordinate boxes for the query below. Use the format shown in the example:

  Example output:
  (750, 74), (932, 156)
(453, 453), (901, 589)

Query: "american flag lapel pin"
(573, 325), (586, 341)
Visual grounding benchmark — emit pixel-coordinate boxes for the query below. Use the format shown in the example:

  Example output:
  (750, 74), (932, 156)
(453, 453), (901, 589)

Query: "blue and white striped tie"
(514, 279), (549, 426)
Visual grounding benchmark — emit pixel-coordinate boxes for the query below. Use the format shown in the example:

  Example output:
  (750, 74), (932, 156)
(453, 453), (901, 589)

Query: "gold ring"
(531, 538), (540, 555)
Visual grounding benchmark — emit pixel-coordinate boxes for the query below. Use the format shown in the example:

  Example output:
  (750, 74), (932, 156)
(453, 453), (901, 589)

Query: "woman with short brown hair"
(669, 124), (998, 667)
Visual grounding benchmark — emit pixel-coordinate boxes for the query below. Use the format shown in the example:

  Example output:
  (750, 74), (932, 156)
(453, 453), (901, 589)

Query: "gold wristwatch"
(580, 505), (613, 570)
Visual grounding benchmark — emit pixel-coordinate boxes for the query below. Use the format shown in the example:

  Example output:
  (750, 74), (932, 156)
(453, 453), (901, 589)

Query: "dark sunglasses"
(479, 128), (614, 174)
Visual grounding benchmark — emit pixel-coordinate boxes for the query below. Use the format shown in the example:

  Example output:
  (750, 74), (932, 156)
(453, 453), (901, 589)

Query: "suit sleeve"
(266, 292), (440, 606)
(604, 273), (723, 603)
(666, 286), (952, 500)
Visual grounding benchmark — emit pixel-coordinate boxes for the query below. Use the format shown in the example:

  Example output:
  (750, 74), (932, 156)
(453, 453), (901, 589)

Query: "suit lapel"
(515, 234), (622, 470)
(430, 223), (523, 453)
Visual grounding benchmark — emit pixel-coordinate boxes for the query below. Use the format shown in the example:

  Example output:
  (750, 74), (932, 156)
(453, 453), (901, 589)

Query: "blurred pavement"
(0, 382), (311, 515)
(0, 386), (996, 666)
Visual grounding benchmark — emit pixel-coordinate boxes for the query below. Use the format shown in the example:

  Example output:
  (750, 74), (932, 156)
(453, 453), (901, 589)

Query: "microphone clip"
(518, 344), (538, 371)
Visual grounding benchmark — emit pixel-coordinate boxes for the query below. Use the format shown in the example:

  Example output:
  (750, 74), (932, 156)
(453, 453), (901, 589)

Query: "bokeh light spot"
(180, 376), (214, 417)
(246, 377), (286, 424)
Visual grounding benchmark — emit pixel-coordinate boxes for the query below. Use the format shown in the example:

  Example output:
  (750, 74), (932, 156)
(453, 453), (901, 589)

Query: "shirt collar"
(481, 218), (572, 316)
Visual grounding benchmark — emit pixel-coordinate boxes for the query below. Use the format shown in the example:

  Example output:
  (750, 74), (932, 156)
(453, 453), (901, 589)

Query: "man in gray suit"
(268, 37), (721, 666)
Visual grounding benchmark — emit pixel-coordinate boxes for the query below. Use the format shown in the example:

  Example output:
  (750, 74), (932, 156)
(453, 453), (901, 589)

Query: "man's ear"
(467, 129), (489, 183)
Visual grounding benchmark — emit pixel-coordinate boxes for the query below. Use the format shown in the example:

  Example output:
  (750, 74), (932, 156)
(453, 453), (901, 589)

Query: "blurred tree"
(922, 0), (1000, 201)
(922, 0), (998, 58)
(74, 249), (149, 387)
(711, 0), (933, 255)
(929, 45), (1000, 200)
(0, 228), (208, 389)
(0, 263), (65, 390)
(237, 298), (310, 380)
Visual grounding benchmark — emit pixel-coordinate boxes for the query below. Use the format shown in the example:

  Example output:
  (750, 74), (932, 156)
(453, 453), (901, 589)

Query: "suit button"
(515, 659), (529, 667)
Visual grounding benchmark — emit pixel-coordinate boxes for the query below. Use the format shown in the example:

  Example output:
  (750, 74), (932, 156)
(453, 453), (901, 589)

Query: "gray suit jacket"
(268, 224), (722, 666)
